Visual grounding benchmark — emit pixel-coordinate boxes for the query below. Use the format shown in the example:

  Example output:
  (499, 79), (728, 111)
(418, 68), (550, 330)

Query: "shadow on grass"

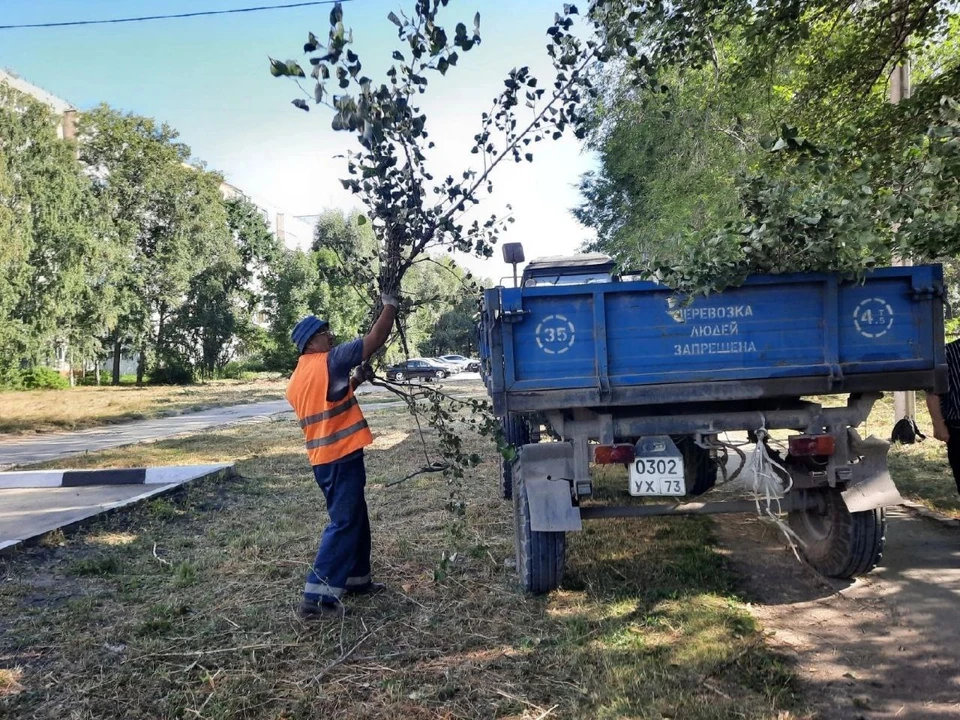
(890, 445), (960, 517)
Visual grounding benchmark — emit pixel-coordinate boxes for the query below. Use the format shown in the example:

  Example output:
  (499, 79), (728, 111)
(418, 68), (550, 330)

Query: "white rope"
(748, 424), (805, 561)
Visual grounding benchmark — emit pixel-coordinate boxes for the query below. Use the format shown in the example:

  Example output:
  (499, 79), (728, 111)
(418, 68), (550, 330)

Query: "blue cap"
(291, 315), (328, 354)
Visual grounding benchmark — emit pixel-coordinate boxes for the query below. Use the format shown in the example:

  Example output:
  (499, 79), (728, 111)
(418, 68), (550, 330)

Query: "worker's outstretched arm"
(362, 294), (398, 362)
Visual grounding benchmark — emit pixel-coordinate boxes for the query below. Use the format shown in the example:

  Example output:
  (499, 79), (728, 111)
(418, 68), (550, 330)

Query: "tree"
(419, 291), (479, 357)
(261, 247), (321, 372)
(0, 81), (107, 385)
(311, 209), (379, 338)
(79, 106), (233, 383)
(576, 33), (779, 266)
(579, 1), (960, 294)
(172, 197), (281, 377)
(270, 1), (618, 343)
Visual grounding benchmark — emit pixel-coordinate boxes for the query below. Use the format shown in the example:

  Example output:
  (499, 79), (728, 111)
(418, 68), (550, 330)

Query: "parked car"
(466, 359), (481, 373)
(385, 358), (449, 382)
(436, 354), (472, 373)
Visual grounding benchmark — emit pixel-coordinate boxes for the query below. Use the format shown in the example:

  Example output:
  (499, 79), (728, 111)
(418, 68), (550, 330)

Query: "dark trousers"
(947, 424), (960, 495)
(303, 452), (372, 604)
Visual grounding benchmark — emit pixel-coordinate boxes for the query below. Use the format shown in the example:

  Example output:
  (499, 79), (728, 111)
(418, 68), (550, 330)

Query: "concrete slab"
(0, 464), (229, 489)
(0, 464), (233, 553)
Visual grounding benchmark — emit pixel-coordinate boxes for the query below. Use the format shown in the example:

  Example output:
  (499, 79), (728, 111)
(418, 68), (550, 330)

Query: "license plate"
(629, 456), (686, 496)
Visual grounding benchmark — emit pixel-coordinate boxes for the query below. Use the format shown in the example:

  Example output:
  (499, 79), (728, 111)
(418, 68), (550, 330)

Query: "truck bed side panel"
(482, 266), (945, 412)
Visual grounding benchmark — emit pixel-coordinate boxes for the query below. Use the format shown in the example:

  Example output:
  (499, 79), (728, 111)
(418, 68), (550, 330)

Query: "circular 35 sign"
(853, 298), (894, 338)
(535, 314), (576, 355)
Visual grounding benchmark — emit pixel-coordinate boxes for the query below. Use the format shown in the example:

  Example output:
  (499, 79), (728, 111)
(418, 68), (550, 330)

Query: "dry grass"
(0, 406), (806, 719)
(0, 668), (23, 697)
(0, 376), (288, 435)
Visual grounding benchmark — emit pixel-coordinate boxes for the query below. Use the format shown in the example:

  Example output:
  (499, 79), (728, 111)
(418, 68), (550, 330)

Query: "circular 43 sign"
(535, 314), (576, 354)
(853, 298), (894, 338)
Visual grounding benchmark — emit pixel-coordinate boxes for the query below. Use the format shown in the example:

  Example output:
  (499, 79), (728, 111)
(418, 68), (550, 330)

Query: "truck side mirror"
(502, 243), (525, 264)
(502, 243), (525, 288)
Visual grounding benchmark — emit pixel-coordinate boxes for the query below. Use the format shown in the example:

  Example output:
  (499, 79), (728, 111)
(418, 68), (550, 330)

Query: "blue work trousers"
(303, 451), (372, 604)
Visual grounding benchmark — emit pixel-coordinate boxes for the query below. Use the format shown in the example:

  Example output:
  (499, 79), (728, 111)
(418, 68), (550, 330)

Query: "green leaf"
(268, 57), (287, 77)
(387, 11), (402, 28)
(357, 215), (367, 226)
(304, 32), (320, 53)
(291, 99), (310, 112)
(330, 2), (343, 26)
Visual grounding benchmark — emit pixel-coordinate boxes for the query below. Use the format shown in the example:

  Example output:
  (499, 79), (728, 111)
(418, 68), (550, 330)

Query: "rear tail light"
(593, 444), (636, 464)
(788, 434), (835, 457)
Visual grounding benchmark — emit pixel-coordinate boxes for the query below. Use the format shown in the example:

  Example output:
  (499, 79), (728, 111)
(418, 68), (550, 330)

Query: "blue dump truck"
(480, 251), (946, 593)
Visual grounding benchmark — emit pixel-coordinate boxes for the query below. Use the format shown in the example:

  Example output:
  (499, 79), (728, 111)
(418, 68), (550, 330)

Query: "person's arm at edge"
(361, 294), (399, 362)
(927, 392), (950, 443)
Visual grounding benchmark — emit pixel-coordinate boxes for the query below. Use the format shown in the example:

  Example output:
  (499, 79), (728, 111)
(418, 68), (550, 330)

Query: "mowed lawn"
(0, 406), (806, 719)
(0, 377), (288, 435)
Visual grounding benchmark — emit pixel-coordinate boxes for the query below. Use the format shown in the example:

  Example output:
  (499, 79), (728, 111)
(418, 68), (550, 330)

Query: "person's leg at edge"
(946, 423), (960, 495)
(302, 456), (367, 612)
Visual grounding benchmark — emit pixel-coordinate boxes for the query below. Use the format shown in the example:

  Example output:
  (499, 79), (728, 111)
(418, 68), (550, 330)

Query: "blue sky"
(0, 0), (598, 279)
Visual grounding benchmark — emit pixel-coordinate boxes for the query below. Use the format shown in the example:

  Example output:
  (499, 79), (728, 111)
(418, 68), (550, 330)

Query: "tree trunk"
(136, 343), (146, 386)
(156, 304), (167, 358)
(112, 335), (122, 386)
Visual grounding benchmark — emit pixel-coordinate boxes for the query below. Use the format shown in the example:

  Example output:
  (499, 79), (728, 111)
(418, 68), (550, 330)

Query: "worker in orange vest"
(286, 293), (398, 618)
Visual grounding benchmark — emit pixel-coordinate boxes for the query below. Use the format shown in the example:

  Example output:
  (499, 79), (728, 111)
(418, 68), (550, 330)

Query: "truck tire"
(676, 437), (717, 496)
(513, 467), (566, 593)
(500, 414), (529, 500)
(787, 488), (886, 579)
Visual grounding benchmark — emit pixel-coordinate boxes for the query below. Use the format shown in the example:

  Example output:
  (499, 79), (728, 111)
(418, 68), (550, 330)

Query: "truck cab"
(520, 252), (616, 287)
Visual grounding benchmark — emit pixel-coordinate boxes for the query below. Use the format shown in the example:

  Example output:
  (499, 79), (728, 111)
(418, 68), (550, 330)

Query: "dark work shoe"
(346, 582), (386, 596)
(298, 599), (350, 619)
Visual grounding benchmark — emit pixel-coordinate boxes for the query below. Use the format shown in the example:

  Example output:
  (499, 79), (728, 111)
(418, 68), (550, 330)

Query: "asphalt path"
(712, 451), (960, 718)
(0, 374), (483, 470)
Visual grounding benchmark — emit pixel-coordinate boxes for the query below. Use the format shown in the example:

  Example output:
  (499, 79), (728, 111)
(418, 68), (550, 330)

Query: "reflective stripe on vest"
(305, 419), (370, 449)
(286, 352), (373, 465)
(299, 396), (360, 429)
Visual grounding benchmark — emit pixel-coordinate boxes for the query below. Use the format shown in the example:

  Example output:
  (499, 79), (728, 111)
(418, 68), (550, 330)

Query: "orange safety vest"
(286, 353), (373, 465)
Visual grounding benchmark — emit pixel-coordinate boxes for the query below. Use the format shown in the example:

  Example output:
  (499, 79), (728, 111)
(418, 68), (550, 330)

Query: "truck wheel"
(499, 414), (529, 500)
(787, 488), (886, 579)
(514, 468), (566, 593)
(676, 437), (717, 496)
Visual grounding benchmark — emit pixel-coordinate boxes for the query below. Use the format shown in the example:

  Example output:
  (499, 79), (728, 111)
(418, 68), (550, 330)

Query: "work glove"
(381, 292), (399, 309)
(351, 363), (374, 387)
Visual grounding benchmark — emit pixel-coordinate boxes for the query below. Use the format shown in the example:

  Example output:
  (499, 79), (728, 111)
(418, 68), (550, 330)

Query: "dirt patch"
(713, 508), (960, 719)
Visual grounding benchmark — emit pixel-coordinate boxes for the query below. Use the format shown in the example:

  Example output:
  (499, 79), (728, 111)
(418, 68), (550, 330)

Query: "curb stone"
(0, 464), (235, 554)
(898, 500), (960, 528)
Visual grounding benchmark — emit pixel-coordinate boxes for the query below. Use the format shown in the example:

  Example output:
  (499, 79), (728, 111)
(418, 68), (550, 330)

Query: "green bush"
(76, 370), (112, 386)
(20, 367), (69, 390)
(237, 356), (268, 373)
(219, 361), (246, 380)
(149, 363), (195, 386)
